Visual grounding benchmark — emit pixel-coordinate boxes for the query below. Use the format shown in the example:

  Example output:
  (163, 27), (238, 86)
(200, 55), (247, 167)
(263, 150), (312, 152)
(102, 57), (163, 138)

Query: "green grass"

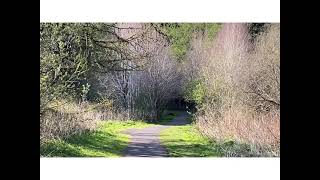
(154, 110), (180, 124)
(40, 121), (151, 157)
(40, 110), (223, 157)
(160, 125), (222, 157)
(40, 110), (178, 157)
(156, 114), (176, 124)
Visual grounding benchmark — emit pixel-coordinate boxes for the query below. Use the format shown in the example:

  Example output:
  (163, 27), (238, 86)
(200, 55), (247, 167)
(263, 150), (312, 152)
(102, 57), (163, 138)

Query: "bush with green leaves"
(160, 23), (221, 61)
(184, 79), (205, 108)
(40, 23), (153, 114)
(40, 23), (91, 114)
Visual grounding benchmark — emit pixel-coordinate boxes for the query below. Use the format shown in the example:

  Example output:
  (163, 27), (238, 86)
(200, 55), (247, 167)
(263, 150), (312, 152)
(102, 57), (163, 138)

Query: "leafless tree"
(96, 23), (178, 120)
(136, 46), (181, 120)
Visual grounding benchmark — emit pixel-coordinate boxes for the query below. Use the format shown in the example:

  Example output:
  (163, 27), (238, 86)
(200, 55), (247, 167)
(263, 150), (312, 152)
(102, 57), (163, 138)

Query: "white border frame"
(40, 0), (280, 22)
(40, 1), (280, 179)
(40, 158), (280, 180)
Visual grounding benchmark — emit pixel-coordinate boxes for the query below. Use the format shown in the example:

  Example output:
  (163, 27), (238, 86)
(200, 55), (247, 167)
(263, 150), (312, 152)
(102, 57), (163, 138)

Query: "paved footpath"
(122, 112), (189, 157)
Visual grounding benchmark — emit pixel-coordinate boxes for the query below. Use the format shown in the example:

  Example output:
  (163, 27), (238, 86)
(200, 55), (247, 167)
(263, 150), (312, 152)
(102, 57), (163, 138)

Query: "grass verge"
(40, 120), (151, 157)
(160, 125), (222, 157)
(154, 110), (181, 124)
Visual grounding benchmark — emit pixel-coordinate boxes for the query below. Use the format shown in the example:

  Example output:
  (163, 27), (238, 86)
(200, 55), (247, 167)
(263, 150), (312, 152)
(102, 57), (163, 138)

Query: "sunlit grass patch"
(40, 120), (151, 157)
(160, 125), (221, 157)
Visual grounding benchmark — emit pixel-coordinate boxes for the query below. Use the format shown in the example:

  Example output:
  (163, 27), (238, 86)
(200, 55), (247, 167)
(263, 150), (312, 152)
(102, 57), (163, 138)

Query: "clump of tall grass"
(40, 100), (98, 144)
(40, 99), (135, 144)
(196, 106), (280, 156)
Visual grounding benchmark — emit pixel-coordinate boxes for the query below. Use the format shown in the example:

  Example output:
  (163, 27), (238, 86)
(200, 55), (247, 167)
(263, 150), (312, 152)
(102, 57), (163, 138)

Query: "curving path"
(122, 112), (189, 157)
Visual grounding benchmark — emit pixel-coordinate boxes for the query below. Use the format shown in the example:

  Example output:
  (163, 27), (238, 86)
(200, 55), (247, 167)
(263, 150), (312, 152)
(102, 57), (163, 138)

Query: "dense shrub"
(183, 23), (280, 156)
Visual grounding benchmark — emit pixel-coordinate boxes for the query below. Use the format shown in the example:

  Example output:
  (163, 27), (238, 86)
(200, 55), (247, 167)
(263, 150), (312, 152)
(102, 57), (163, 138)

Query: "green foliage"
(155, 111), (178, 124)
(206, 24), (221, 39)
(158, 114), (176, 124)
(40, 23), (93, 113)
(40, 120), (151, 157)
(81, 83), (91, 101)
(160, 125), (221, 157)
(166, 24), (193, 61)
(162, 23), (221, 61)
(247, 23), (271, 42)
(184, 79), (205, 106)
(40, 23), (139, 112)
